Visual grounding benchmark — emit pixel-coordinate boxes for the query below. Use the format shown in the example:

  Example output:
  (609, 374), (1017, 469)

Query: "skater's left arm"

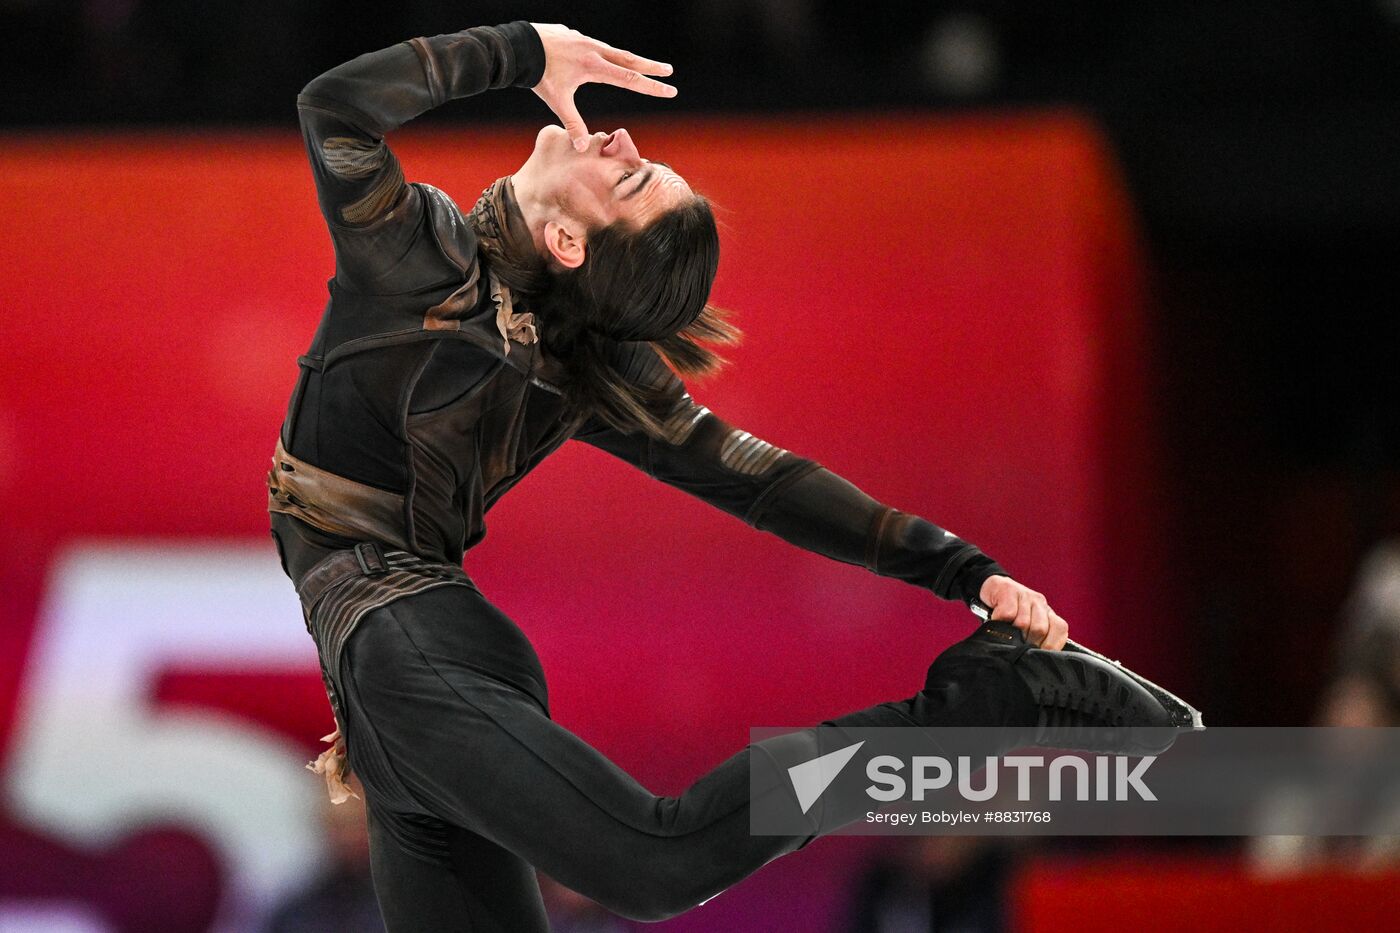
(570, 346), (1051, 622)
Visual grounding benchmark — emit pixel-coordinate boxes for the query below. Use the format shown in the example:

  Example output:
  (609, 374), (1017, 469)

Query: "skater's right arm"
(296, 22), (546, 287)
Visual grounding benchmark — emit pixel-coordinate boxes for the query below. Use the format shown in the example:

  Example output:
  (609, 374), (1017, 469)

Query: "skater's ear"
(543, 218), (587, 269)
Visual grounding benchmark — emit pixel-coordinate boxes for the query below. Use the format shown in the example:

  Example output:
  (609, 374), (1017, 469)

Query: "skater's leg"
(340, 588), (1040, 922)
(364, 803), (549, 933)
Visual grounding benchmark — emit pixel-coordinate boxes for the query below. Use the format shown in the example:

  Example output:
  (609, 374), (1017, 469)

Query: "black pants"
(333, 583), (1032, 931)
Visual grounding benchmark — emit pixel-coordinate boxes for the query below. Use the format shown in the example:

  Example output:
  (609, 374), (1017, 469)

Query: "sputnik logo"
(787, 741), (865, 813)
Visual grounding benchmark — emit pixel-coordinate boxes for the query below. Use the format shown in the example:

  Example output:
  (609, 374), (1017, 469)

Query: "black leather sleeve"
(571, 344), (1008, 606)
(295, 22), (545, 286)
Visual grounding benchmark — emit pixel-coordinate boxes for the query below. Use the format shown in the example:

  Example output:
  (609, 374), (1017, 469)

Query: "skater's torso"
(269, 178), (686, 573)
(267, 24), (692, 573)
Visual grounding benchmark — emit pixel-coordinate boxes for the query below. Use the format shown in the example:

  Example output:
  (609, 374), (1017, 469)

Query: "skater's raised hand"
(979, 575), (1069, 650)
(529, 23), (676, 152)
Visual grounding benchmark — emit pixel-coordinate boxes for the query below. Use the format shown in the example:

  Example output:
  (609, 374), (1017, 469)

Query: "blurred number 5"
(6, 544), (326, 916)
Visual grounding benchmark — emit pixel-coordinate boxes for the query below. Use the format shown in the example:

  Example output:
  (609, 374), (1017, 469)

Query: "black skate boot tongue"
(920, 621), (1042, 735)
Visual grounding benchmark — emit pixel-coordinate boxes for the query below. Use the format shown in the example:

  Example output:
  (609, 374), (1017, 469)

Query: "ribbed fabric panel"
(718, 429), (788, 476)
(305, 549), (476, 717)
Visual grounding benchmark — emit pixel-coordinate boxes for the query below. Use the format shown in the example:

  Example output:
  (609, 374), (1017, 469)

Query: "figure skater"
(268, 20), (1180, 930)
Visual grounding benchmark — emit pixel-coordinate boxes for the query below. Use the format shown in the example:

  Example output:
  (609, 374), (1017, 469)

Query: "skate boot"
(924, 616), (1201, 756)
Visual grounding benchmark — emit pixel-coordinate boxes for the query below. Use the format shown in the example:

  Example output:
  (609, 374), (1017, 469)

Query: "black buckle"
(354, 541), (388, 576)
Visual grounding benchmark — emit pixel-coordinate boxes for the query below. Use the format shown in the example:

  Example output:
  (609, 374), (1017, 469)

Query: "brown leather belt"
(267, 438), (411, 552)
(295, 541), (390, 616)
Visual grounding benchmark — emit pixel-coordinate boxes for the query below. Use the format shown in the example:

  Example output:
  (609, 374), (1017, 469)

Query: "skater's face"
(503, 124), (719, 343)
(515, 125), (694, 241)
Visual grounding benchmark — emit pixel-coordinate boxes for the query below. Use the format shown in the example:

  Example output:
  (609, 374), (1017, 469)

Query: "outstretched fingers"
(599, 44), (673, 78)
(530, 25), (678, 150)
(592, 55), (677, 98)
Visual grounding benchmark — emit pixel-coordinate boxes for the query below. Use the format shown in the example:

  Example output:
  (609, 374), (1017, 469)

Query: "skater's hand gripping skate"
(977, 575), (1068, 650)
(529, 24), (676, 151)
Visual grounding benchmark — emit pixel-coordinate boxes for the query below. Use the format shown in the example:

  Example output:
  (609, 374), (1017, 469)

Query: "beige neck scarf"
(469, 176), (543, 355)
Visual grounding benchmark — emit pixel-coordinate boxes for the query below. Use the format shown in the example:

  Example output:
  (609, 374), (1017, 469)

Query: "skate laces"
(1020, 653), (1134, 746)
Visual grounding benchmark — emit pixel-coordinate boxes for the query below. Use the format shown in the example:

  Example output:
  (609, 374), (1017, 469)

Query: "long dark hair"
(494, 195), (738, 437)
